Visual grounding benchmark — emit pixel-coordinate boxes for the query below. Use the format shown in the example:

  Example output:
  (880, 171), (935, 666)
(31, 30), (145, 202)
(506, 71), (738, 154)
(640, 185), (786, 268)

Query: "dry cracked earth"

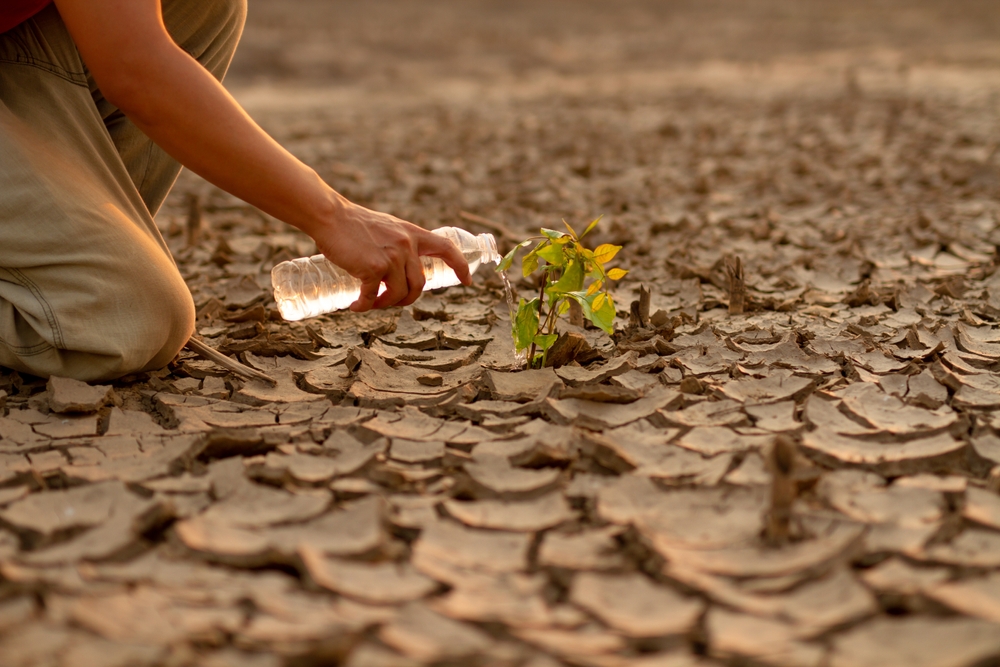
(3, 1), (1000, 666)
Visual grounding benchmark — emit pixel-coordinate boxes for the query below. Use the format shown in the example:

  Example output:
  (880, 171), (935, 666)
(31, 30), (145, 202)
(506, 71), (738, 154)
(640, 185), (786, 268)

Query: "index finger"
(420, 234), (472, 286)
(350, 277), (382, 312)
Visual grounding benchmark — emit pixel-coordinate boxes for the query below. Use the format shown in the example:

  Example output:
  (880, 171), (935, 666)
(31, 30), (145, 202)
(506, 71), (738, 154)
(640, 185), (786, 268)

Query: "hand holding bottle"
(272, 224), (498, 321)
(310, 196), (472, 312)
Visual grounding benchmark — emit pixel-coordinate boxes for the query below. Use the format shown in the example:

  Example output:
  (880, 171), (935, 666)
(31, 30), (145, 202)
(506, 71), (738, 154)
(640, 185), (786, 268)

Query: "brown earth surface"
(3, 1), (1000, 666)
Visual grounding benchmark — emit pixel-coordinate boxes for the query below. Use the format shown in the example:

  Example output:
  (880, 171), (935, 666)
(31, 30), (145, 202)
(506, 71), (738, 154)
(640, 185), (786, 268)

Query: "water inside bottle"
(272, 229), (503, 321)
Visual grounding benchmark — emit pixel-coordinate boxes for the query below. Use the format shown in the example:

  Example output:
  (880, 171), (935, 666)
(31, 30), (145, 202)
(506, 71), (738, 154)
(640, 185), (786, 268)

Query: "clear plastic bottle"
(271, 226), (500, 321)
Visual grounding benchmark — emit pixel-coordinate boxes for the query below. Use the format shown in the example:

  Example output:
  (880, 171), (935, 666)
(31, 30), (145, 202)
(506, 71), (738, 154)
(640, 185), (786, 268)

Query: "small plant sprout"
(496, 217), (628, 368)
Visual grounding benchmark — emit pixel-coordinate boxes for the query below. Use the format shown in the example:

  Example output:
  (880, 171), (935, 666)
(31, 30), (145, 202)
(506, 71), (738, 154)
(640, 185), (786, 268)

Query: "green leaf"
(550, 258), (585, 294)
(533, 333), (558, 352)
(568, 291), (616, 335)
(507, 221), (621, 348)
(591, 293), (616, 334)
(567, 291), (595, 320)
(497, 240), (532, 272)
(521, 249), (540, 277)
(594, 244), (622, 265)
(580, 216), (603, 239)
(537, 243), (566, 267)
(513, 298), (539, 352)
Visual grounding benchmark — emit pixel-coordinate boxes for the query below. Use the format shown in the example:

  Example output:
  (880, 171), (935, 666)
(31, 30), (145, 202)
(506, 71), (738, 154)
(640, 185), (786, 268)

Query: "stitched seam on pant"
(6, 268), (66, 350)
(0, 336), (54, 356)
(0, 55), (87, 86)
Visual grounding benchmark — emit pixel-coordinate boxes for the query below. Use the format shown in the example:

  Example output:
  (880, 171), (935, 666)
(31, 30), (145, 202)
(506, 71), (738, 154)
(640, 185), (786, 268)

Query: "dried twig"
(459, 210), (518, 239)
(765, 435), (797, 545)
(726, 255), (745, 315)
(184, 336), (277, 386)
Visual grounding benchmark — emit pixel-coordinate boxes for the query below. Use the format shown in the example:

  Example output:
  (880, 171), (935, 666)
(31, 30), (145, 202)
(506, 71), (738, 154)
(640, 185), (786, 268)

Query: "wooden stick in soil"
(184, 336), (277, 386)
(726, 255), (745, 315)
(765, 435), (797, 545)
(635, 284), (651, 327)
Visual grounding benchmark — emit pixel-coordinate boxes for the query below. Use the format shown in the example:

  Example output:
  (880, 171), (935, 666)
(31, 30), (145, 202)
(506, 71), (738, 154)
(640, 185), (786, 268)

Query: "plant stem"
(541, 298), (560, 338)
(527, 274), (547, 368)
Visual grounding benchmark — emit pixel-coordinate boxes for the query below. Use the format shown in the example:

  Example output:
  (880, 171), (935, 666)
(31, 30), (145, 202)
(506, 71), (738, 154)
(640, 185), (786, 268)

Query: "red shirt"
(0, 0), (51, 34)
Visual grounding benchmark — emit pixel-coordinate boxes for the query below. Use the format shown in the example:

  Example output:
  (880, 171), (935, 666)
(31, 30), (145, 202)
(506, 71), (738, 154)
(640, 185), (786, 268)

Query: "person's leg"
(91, 0), (247, 217)
(0, 5), (195, 381)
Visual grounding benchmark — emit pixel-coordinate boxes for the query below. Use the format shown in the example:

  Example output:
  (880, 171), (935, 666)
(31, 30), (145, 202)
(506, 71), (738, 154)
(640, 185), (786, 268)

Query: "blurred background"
(228, 0), (1000, 86)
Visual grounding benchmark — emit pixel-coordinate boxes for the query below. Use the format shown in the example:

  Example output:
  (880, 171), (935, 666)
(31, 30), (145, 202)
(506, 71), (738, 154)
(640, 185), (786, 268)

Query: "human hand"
(311, 196), (472, 312)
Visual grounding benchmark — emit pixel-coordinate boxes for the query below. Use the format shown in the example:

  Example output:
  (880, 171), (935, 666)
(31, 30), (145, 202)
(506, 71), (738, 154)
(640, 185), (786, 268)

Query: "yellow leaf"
(581, 216), (602, 239)
(593, 244), (621, 264)
(563, 219), (579, 238)
(593, 293), (607, 311)
(606, 268), (628, 280)
(586, 280), (603, 296)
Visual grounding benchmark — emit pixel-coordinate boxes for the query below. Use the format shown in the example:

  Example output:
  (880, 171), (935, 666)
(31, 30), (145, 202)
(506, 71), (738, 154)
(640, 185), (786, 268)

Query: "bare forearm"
(111, 42), (336, 237)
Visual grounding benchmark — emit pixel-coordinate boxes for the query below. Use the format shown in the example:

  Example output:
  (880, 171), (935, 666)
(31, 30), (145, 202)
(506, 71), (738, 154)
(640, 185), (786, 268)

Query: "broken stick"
(765, 435), (797, 545)
(726, 255), (745, 315)
(629, 284), (652, 328)
(184, 336), (277, 386)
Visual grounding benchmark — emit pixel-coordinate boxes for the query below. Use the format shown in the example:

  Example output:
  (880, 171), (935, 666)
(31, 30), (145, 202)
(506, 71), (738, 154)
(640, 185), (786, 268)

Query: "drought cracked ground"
(3, 1), (1000, 666)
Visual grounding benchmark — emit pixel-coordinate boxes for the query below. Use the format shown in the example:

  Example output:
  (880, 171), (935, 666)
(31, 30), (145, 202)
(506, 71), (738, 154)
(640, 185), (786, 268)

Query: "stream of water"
(497, 269), (527, 366)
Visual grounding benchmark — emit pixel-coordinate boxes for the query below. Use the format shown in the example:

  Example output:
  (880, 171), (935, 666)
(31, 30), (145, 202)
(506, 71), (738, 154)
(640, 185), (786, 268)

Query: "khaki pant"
(0, 0), (245, 381)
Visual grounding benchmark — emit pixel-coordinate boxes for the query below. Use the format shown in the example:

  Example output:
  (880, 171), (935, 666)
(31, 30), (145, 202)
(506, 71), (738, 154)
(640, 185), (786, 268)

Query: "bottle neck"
(477, 233), (501, 265)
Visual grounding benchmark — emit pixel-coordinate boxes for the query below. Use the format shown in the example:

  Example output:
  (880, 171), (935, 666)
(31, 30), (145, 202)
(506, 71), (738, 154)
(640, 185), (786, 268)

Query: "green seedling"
(497, 217), (628, 368)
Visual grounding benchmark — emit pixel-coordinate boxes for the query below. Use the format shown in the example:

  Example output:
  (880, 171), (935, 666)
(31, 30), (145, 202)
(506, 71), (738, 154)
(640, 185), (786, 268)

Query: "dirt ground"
(3, 1), (1000, 666)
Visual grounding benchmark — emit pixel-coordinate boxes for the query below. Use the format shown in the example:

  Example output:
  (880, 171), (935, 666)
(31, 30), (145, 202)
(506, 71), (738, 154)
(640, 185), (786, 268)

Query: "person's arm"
(52, 0), (470, 311)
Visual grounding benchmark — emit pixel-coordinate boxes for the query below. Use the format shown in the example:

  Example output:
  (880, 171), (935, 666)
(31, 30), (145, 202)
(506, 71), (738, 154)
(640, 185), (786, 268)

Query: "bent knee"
(0, 255), (195, 382)
(136, 276), (196, 373)
(74, 267), (195, 380)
